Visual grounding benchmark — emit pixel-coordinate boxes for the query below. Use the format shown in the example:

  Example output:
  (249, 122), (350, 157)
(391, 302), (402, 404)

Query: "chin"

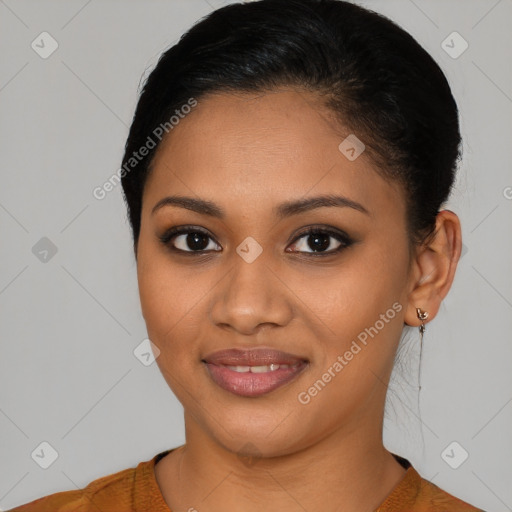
(198, 410), (314, 460)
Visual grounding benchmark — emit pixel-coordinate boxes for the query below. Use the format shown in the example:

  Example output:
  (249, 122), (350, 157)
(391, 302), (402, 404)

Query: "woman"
(8, 0), (486, 510)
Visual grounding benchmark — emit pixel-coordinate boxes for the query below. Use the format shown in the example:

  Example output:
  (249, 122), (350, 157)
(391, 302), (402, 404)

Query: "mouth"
(202, 347), (309, 398)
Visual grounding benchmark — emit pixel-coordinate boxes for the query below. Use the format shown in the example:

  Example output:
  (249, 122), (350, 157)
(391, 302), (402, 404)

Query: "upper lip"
(202, 347), (308, 366)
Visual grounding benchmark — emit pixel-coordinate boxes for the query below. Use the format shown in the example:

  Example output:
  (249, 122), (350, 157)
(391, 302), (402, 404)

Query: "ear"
(404, 209), (462, 328)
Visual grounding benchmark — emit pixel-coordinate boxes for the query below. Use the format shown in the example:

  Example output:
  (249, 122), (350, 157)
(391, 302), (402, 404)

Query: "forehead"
(144, 89), (403, 219)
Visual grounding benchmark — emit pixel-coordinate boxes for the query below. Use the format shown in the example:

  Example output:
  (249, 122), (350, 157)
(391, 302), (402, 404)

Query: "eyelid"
(289, 224), (351, 244)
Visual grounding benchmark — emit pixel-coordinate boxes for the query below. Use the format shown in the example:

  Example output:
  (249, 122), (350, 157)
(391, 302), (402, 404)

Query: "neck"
(156, 414), (407, 512)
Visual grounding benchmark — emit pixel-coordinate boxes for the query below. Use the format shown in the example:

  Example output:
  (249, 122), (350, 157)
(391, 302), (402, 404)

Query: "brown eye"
(287, 227), (353, 255)
(159, 225), (353, 257)
(159, 226), (221, 253)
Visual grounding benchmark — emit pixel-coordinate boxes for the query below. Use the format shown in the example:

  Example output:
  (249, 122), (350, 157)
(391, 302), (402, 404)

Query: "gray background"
(1, 0), (511, 510)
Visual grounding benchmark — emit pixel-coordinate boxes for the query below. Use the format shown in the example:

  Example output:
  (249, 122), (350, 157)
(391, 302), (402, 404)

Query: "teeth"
(251, 365), (272, 373)
(227, 365), (251, 373)
(226, 364), (286, 373)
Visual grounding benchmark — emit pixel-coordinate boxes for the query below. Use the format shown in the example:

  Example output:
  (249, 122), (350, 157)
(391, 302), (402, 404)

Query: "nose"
(209, 248), (294, 336)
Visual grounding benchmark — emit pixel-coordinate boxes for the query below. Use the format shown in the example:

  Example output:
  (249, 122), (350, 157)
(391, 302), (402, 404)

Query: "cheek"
(303, 234), (409, 385)
(137, 252), (204, 398)
(136, 239), (197, 346)
(307, 242), (408, 338)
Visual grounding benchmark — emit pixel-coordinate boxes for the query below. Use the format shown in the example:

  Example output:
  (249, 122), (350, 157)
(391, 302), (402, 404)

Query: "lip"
(203, 348), (309, 398)
(203, 348), (307, 366)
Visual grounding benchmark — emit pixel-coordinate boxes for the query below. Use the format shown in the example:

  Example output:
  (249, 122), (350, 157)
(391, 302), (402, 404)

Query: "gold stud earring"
(416, 308), (429, 337)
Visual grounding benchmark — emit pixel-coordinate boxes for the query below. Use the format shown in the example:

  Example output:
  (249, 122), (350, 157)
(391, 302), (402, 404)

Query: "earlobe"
(404, 209), (462, 327)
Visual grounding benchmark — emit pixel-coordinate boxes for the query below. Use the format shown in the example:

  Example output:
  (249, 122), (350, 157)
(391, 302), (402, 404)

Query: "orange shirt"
(6, 449), (484, 511)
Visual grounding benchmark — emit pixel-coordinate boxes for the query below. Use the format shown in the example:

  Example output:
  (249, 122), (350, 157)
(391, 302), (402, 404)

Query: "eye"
(158, 225), (353, 256)
(286, 226), (353, 256)
(158, 226), (221, 253)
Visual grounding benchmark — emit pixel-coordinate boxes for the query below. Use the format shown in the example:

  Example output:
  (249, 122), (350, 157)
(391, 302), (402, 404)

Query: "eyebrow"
(151, 194), (369, 219)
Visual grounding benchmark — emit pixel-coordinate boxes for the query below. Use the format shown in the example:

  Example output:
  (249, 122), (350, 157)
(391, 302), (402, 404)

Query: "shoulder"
(377, 464), (486, 512)
(416, 475), (486, 511)
(6, 461), (143, 512)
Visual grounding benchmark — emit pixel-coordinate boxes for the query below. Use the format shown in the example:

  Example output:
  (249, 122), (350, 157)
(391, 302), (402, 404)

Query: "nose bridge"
(231, 244), (272, 299)
(210, 241), (292, 332)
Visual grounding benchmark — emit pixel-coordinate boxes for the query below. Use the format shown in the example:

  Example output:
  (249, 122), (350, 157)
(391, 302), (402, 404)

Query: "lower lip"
(204, 362), (307, 397)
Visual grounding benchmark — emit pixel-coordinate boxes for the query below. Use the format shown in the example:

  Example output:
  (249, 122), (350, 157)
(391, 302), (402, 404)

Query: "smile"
(204, 362), (307, 397)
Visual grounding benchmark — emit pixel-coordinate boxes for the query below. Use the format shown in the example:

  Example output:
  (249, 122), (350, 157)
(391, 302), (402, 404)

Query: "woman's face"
(137, 89), (416, 457)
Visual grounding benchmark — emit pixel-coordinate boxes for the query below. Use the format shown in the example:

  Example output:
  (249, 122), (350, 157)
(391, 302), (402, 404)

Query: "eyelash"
(158, 225), (354, 257)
